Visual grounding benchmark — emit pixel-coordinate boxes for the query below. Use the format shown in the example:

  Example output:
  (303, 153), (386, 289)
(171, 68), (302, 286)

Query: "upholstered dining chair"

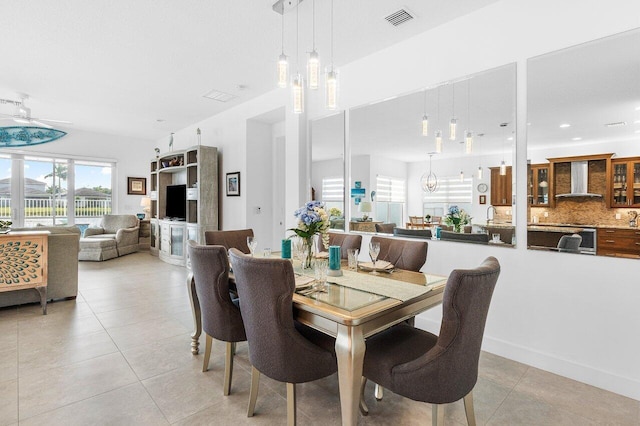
(557, 234), (582, 253)
(370, 236), (428, 272)
(375, 222), (396, 234)
(440, 231), (489, 245)
(204, 229), (254, 253)
(359, 256), (501, 426)
(328, 232), (362, 259)
(187, 241), (247, 396)
(229, 249), (337, 426)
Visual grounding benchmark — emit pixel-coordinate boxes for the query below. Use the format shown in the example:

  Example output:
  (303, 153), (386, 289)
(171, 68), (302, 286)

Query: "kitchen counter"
(527, 225), (584, 233)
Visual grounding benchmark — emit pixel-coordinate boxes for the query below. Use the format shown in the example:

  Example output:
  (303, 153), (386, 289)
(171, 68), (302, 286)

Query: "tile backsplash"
(530, 198), (638, 227)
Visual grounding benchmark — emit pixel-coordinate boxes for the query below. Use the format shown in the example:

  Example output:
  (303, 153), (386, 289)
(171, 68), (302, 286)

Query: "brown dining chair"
(229, 248), (337, 426)
(328, 232), (362, 259)
(375, 223), (396, 234)
(557, 234), (582, 253)
(204, 229), (254, 253)
(187, 241), (246, 395)
(370, 236), (428, 272)
(359, 256), (501, 426)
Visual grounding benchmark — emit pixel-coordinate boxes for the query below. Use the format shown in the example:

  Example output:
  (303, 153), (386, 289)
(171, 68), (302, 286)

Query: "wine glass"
(247, 236), (258, 257)
(368, 241), (380, 275)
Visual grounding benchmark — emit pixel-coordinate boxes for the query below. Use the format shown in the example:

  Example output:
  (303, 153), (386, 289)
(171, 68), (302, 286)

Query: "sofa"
(83, 215), (140, 257)
(0, 225), (80, 308)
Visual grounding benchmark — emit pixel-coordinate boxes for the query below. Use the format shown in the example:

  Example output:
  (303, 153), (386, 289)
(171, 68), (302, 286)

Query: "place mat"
(315, 251), (329, 259)
(295, 275), (315, 289)
(358, 260), (393, 271)
(327, 269), (433, 302)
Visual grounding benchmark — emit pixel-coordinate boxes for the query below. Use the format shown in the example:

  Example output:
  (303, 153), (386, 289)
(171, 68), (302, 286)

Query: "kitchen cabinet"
(490, 166), (512, 206)
(528, 164), (549, 206)
(610, 157), (640, 207)
(597, 227), (640, 258)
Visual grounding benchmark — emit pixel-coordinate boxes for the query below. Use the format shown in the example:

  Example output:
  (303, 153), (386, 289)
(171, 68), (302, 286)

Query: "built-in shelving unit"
(149, 146), (219, 266)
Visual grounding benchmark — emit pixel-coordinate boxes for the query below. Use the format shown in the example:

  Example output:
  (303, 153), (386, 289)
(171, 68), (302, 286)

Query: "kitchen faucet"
(486, 206), (497, 225)
(630, 211), (638, 228)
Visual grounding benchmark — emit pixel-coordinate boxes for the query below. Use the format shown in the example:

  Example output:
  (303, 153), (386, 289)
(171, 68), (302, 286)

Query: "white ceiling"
(0, 0), (499, 141)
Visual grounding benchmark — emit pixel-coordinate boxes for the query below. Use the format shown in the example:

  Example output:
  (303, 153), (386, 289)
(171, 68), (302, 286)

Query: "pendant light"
(465, 79), (473, 154)
(435, 87), (442, 153)
(292, 5), (304, 114)
(477, 165), (483, 179)
(500, 136), (507, 175)
(421, 90), (428, 136)
(307, 0), (320, 90)
(277, 12), (288, 88)
(449, 83), (457, 141)
(325, 0), (338, 110)
(421, 154), (438, 193)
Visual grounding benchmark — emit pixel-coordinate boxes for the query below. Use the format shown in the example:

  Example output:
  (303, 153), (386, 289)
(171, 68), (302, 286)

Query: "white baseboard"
(414, 317), (640, 401)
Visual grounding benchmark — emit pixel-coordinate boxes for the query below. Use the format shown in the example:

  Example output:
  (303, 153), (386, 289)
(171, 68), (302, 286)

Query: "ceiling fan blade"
(30, 120), (53, 128)
(38, 118), (73, 124)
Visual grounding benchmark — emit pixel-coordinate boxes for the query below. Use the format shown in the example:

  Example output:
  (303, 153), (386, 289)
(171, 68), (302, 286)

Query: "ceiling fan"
(0, 93), (72, 128)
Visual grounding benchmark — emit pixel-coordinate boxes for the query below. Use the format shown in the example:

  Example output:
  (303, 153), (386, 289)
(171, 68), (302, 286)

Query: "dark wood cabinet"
(528, 164), (549, 206)
(597, 227), (640, 258)
(490, 166), (512, 206)
(610, 157), (640, 207)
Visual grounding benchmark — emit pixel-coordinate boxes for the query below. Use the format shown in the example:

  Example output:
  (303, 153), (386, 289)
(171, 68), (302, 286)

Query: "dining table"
(187, 256), (448, 426)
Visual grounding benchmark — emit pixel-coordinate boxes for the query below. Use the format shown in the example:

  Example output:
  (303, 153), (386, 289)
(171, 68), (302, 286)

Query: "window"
(321, 176), (344, 212)
(375, 175), (405, 225)
(423, 176), (473, 216)
(2, 153), (115, 227)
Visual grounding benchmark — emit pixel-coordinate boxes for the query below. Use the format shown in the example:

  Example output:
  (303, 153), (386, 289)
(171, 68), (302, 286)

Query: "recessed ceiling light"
(571, 137), (582, 141)
(507, 137), (514, 141)
(634, 119), (640, 124)
(156, 119), (165, 122)
(605, 121), (627, 127)
(636, 106), (640, 111)
(559, 123), (571, 128)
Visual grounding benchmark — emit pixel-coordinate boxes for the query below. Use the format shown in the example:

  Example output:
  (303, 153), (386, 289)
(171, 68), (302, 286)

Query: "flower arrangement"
(443, 205), (472, 233)
(289, 201), (330, 267)
(329, 207), (343, 218)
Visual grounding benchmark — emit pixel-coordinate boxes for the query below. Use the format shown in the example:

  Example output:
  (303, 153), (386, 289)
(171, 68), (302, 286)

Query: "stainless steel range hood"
(555, 161), (603, 198)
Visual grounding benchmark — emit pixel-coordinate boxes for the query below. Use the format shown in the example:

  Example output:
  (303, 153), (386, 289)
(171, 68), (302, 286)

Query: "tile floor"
(1, 252), (638, 425)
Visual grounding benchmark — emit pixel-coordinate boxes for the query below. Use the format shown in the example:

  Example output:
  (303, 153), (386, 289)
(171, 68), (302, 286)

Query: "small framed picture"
(479, 195), (487, 205)
(127, 177), (147, 195)
(226, 172), (240, 196)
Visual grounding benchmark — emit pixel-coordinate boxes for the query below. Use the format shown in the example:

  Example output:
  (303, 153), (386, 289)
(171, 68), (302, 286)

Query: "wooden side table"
(0, 231), (49, 314)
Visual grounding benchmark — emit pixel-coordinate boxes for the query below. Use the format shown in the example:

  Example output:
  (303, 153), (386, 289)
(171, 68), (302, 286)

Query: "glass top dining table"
(186, 256), (447, 426)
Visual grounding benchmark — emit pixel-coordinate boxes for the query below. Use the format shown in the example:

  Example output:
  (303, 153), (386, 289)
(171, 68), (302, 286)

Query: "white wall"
(246, 120), (273, 249)
(161, 0), (640, 399)
(9, 128), (152, 215)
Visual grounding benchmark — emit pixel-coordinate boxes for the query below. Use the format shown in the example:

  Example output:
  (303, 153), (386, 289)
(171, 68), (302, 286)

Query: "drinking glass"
(347, 248), (359, 271)
(263, 247), (272, 258)
(314, 259), (328, 291)
(247, 236), (258, 256)
(492, 233), (501, 243)
(369, 241), (380, 275)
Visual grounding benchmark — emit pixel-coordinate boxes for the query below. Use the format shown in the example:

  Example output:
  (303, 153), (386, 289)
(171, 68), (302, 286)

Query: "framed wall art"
(226, 172), (240, 196)
(127, 177), (147, 195)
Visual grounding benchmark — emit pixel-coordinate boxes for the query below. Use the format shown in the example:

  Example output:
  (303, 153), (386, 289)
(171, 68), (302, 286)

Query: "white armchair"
(84, 215), (140, 256)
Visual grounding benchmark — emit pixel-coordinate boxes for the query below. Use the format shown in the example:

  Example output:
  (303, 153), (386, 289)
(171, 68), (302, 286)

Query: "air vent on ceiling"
(202, 89), (237, 103)
(385, 8), (414, 26)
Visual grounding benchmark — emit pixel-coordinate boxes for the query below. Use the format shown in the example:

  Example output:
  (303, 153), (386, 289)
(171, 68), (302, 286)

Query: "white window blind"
(376, 175), (405, 202)
(423, 177), (472, 203)
(321, 177), (344, 201)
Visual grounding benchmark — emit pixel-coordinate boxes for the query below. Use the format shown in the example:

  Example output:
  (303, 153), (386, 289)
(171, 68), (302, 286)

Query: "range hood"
(555, 161), (603, 198)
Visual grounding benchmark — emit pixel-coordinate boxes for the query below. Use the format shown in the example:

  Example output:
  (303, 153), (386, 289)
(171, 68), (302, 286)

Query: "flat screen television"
(165, 184), (186, 220)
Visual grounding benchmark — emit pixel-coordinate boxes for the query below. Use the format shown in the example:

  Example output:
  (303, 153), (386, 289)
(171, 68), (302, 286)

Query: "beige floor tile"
(106, 316), (190, 351)
(121, 333), (202, 380)
(0, 348), (17, 383)
(0, 379), (17, 426)
(18, 352), (138, 420)
(19, 383), (169, 426)
(18, 330), (118, 377)
(17, 310), (103, 342)
(479, 351), (529, 388)
(0, 320), (17, 352)
(142, 363), (252, 423)
(96, 302), (175, 329)
(442, 376), (512, 425)
(487, 388), (600, 425)
(514, 367), (639, 425)
(15, 298), (93, 319)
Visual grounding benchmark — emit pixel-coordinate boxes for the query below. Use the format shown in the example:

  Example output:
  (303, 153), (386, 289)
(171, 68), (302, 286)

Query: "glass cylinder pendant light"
(477, 165), (483, 179)
(421, 90), (428, 136)
(460, 170), (465, 182)
(449, 83), (457, 140)
(465, 80), (473, 153)
(277, 13), (288, 88)
(500, 160), (507, 176)
(307, 0), (319, 90)
(293, 73), (304, 114)
(465, 131), (473, 154)
(325, 0), (338, 110)
(435, 130), (443, 153)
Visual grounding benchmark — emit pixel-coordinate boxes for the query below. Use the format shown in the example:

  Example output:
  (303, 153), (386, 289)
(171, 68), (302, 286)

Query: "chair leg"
(432, 404), (445, 426)
(223, 341), (234, 396)
(286, 382), (296, 426)
(463, 391), (477, 426)
(202, 334), (212, 372)
(247, 366), (260, 417)
(374, 383), (384, 401)
(359, 377), (369, 416)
